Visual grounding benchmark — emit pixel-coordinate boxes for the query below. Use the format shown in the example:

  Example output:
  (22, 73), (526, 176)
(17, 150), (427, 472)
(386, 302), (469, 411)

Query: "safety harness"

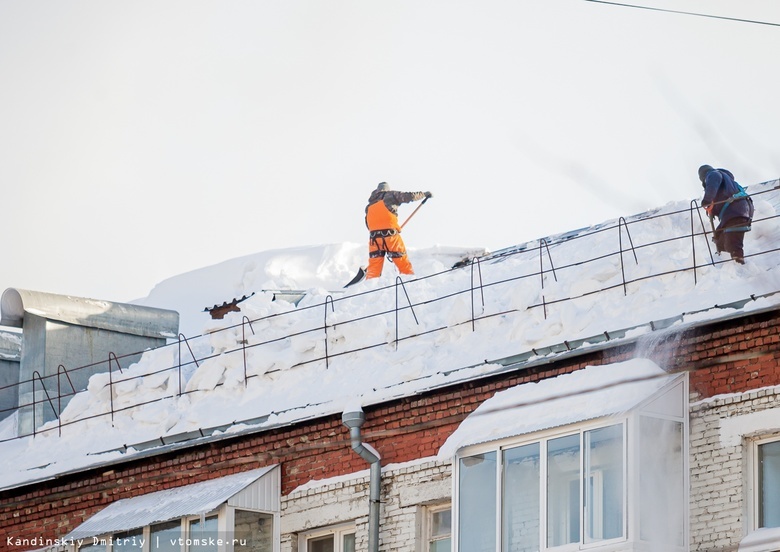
(369, 229), (404, 258)
(718, 183), (754, 233)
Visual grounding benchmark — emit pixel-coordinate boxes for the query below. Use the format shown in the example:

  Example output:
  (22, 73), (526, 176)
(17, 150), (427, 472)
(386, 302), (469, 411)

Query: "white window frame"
(454, 419), (629, 552)
(418, 503), (452, 552)
(748, 434), (780, 533)
(298, 523), (356, 552)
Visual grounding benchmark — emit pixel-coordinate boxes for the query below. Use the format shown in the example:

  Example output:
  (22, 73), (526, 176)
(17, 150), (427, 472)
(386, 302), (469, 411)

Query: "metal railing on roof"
(1, 179), (779, 444)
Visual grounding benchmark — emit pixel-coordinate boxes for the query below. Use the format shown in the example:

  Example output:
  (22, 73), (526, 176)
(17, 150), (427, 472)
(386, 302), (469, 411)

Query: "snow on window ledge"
(739, 527), (780, 552)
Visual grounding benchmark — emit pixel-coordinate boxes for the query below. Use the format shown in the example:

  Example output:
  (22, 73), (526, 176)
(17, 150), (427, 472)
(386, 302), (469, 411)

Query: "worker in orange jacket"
(365, 182), (432, 279)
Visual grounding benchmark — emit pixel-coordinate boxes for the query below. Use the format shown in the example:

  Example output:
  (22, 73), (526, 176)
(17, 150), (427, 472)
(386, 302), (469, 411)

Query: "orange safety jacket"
(365, 200), (400, 232)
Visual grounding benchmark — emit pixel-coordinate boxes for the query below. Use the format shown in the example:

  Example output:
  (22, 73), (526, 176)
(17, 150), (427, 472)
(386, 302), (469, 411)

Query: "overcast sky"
(1, 0), (778, 304)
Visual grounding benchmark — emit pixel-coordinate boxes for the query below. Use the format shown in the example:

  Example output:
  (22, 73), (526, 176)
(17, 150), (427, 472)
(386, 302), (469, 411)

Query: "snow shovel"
(344, 197), (430, 288)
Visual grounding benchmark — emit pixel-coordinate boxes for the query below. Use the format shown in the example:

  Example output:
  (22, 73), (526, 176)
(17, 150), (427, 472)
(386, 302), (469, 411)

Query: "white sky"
(1, 0), (779, 302)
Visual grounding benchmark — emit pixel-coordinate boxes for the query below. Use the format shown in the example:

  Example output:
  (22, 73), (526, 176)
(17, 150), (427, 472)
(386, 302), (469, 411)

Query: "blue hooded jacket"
(701, 167), (753, 225)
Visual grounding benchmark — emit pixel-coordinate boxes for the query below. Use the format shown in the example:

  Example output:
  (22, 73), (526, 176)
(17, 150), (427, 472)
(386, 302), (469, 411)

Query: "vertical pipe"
(342, 410), (381, 552)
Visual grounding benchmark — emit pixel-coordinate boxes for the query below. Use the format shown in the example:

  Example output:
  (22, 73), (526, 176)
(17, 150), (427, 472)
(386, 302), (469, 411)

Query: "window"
(503, 443), (540, 552)
(584, 424), (623, 543)
(150, 520), (181, 552)
(457, 423), (627, 551)
(188, 516), (219, 552)
(547, 433), (581, 547)
(72, 509), (276, 552)
(638, 416), (684, 546)
(756, 437), (780, 529)
(113, 529), (144, 550)
(451, 366), (687, 552)
(458, 452), (497, 552)
(301, 525), (356, 552)
(234, 510), (275, 552)
(423, 505), (452, 552)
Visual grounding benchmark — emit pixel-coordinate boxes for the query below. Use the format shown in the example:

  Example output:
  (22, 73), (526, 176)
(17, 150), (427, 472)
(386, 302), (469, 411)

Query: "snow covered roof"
(66, 465), (278, 540)
(1, 180), (780, 491)
(0, 288), (179, 339)
(438, 359), (685, 456)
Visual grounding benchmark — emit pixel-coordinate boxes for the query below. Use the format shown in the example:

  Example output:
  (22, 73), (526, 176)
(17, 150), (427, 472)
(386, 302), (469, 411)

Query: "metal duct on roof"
(0, 288), (179, 339)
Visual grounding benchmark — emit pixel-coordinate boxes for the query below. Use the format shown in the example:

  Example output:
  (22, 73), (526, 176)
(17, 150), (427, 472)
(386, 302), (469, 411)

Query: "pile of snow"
(2, 181), (780, 490)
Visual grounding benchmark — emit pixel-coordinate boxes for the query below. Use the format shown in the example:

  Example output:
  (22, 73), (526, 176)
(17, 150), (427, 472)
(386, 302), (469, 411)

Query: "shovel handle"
(400, 196), (429, 229)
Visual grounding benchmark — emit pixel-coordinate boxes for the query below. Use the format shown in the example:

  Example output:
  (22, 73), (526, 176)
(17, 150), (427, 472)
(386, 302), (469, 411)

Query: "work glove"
(704, 203), (715, 217)
(424, 191), (433, 199)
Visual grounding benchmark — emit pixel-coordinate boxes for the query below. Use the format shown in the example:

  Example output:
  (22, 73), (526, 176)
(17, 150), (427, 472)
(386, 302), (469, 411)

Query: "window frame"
(748, 434), (780, 532)
(454, 418), (629, 552)
(418, 503), (452, 552)
(298, 522), (357, 552)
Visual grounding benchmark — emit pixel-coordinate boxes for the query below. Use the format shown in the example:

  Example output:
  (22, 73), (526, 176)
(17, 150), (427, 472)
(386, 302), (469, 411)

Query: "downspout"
(342, 409), (381, 552)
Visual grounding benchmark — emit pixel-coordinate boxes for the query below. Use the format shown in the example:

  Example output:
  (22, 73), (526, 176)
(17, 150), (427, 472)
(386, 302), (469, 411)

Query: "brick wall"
(682, 311), (780, 400)
(281, 460), (451, 552)
(689, 386), (780, 551)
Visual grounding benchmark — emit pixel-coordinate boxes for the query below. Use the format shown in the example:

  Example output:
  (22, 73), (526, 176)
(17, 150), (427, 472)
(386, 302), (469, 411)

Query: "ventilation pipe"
(342, 409), (381, 552)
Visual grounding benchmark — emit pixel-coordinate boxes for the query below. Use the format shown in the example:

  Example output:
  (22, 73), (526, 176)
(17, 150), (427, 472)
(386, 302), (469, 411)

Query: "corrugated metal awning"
(66, 465), (278, 540)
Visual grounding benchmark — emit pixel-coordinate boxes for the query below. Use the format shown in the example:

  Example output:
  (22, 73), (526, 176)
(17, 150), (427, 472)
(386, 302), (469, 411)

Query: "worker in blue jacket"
(699, 164), (754, 264)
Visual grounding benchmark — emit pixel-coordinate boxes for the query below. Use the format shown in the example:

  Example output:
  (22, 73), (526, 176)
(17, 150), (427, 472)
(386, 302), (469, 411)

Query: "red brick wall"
(679, 311), (780, 398)
(3, 308), (780, 549)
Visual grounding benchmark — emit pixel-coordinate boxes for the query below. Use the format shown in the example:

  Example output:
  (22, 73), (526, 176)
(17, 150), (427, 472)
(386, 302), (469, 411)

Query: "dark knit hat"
(698, 165), (714, 183)
(376, 182), (390, 191)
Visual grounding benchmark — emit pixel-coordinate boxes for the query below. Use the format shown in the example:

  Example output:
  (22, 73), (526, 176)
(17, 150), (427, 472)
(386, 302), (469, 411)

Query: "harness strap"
(369, 228), (406, 258)
(723, 225), (751, 233)
(718, 185), (749, 220)
(369, 229), (398, 239)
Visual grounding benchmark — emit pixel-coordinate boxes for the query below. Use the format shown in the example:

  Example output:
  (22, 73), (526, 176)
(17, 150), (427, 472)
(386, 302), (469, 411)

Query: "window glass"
(429, 508), (451, 552)
(639, 417), (684, 546)
(759, 440), (780, 528)
(234, 510), (274, 552)
(431, 508), (451, 538)
(189, 516), (219, 552)
(584, 424), (624, 543)
(342, 532), (356, 552)
(458, 452), (497, 552)
(305, 528), (355, 552)
(547, 434), (580, 547)
(503, 442), (540, 552)
(113, 529), (144, 550)
(151, 520), (182, 552)
(307, 534), (334, 552)
(77, 544), (104, 552)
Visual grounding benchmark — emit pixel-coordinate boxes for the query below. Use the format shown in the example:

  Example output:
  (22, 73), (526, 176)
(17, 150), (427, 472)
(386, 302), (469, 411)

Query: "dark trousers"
(713, 216), (751, 262)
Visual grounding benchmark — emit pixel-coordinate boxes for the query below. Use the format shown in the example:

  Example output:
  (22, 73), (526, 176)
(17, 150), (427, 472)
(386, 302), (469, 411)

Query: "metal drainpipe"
(342, 410), (381, 552)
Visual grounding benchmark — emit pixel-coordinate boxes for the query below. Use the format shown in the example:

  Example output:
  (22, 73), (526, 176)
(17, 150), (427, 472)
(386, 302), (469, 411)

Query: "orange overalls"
(365, 200), (414, 279)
